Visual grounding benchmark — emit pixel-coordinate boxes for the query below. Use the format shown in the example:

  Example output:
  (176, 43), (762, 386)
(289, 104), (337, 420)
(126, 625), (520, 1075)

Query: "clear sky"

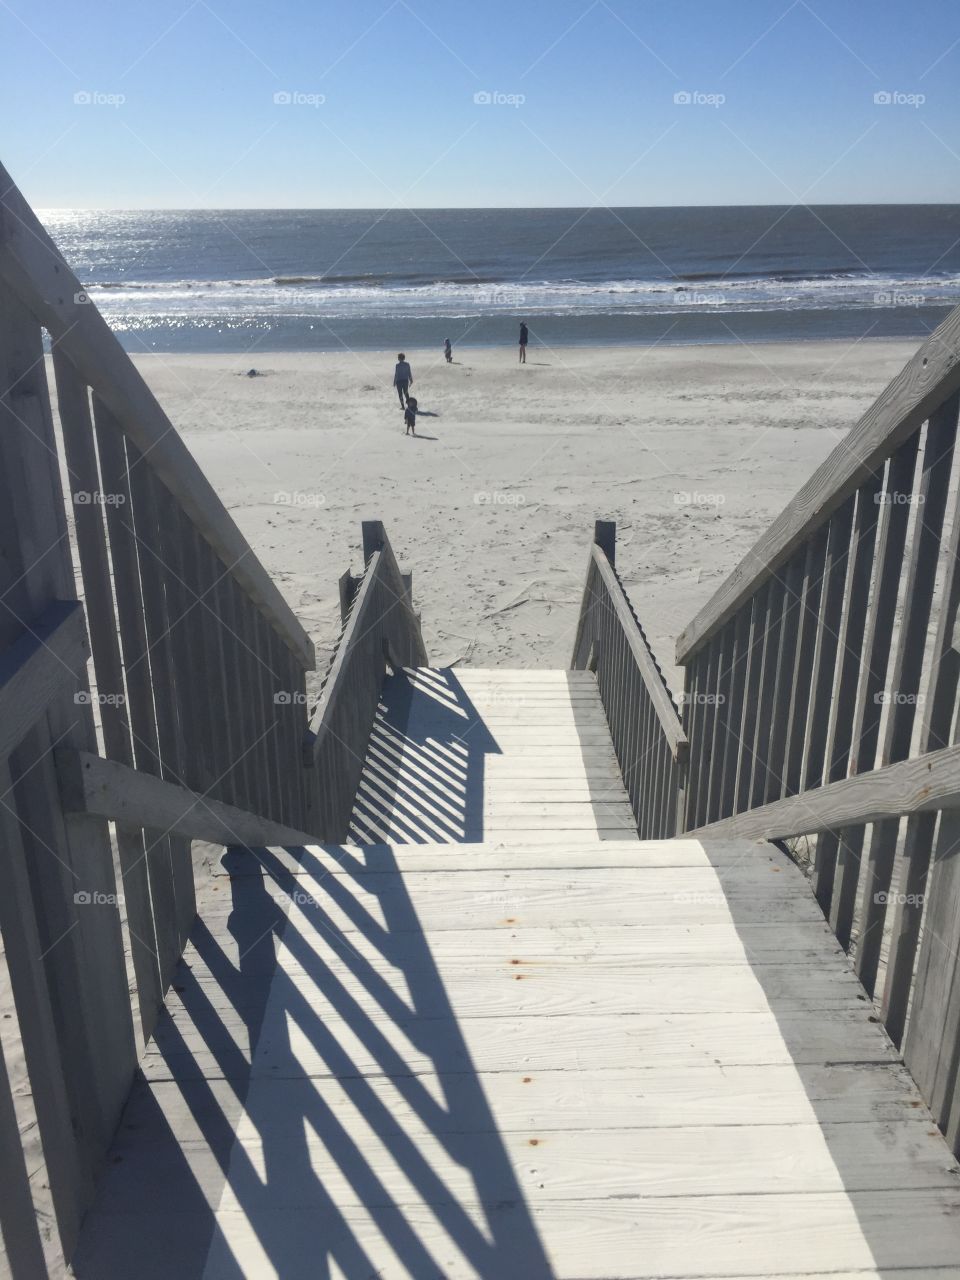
(3, 0), (959, 208)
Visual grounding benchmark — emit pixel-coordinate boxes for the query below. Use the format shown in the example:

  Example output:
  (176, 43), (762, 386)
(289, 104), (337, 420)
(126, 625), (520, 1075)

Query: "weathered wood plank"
(689, 741), (960, 840)
(56, 749), (319, 849)
(0, 599), (88, 761)
(53, 357), (165, 1040)
(0, 1020), (48, 1278)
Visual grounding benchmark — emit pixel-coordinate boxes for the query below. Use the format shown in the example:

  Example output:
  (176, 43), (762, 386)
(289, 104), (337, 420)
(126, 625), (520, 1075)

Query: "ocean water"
(41, 205), (960, 353)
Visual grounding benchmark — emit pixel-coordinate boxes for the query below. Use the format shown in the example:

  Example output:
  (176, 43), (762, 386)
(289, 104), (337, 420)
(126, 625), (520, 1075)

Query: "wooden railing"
(0, 162), (320, 1273)
(572, 521), (687, 837)
(304, 520), (428, 840)
(676, 303), (960, 1154)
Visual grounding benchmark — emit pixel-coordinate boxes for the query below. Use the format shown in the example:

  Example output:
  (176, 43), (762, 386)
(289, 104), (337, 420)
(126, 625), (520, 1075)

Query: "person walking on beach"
(404, 396), (418, 436)
(394, 353), (413, 407)
(518, 321), (528, 364)
(443, 337), (453, 363)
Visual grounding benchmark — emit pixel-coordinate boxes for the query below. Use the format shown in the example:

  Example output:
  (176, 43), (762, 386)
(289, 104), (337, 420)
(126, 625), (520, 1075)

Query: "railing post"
(594, 519), (616, 567)
(362, 519), (386, 562)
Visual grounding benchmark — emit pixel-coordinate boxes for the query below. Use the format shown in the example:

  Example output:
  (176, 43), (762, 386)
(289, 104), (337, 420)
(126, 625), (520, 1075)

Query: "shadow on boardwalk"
(349, 668), (501, 845)
(72, 841), (555, 1279)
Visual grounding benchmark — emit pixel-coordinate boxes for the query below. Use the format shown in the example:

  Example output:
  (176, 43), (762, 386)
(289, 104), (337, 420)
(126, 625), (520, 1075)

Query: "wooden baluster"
(719, 606), (751, 819)
(0, 296), (136, 1245)
(831, 437), (920, 949)
(55, 362), (163, 1040)
(733, 584), (768, 814)
(94, 408), (183, 992)
(814, 475), (882, 916)
(800, 498), (855, 795)
(781, 528), (828, 798)
(747, 576), (787, 810)
(856, 408), (956, 995)
(884, 395), (960, 1048)
(124, 453), (196, 951)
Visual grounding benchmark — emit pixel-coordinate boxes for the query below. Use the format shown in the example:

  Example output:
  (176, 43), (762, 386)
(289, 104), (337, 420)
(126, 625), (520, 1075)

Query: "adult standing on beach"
(394, 353), (413, 407)
(518, 321), (528, 364)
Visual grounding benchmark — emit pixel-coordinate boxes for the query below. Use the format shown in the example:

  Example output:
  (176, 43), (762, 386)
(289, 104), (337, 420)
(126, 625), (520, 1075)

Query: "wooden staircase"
(349, 667), (639, 844)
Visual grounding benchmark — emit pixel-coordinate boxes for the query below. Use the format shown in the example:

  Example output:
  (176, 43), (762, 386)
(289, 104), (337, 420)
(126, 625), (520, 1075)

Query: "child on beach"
(444, 337), (452, 363)
(404, 396), (418, 436)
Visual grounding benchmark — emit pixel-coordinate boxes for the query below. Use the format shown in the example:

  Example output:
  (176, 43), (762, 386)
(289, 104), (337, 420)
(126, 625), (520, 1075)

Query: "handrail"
(0, 160), (313, 670)
(305, 548), (384, 762)
(590, 544), (687, 762)
(687, 742), (960, 840)
(676, 303), (960, 664)
(303, 522), (427, 839)
(670, 314), (960, 1160)
(572, 521), (687, 838)
(57, 749), (321, 849)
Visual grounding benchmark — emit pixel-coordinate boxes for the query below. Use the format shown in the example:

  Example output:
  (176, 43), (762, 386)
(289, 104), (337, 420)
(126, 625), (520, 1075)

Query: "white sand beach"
(130, 338), (916, 689)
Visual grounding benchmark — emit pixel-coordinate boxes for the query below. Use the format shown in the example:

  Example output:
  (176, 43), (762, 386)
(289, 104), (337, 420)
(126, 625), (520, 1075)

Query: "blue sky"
(3, 0), (959, 207)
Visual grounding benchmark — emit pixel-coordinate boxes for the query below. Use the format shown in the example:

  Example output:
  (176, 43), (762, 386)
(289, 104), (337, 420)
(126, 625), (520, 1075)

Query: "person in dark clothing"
(518, 322), (528, 363)
(444, 337), (453, 363)
(394, 353), (413, 406)
(404, 396), (418, 436)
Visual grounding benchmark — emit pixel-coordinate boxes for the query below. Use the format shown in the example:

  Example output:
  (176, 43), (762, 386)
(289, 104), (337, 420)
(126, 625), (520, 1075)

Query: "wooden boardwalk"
(349, 668), (640, 844)
(72, 830), (960, 1277)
